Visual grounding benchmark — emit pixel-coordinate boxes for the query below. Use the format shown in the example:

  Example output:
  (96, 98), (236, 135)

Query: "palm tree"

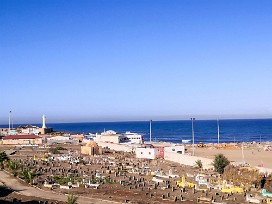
(67, 194), (78, 204)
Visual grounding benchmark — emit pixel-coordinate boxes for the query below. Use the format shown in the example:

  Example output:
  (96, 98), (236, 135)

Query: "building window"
(149, 152), (151, 155)
(141, 152), (143, 154)
(172, 149), (175, 151)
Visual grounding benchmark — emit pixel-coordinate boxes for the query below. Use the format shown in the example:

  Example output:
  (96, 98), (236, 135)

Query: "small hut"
(81, 141), (101, 156)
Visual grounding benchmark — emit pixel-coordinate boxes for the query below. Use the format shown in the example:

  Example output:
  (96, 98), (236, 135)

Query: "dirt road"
(0, 170), (121, 204)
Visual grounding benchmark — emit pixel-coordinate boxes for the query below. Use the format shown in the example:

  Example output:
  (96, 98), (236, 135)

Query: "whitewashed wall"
(135, 148), (158, 160)
(96, 141), (137, 152)
(164, 151), (213, 169)
(164, 145), (185, 154)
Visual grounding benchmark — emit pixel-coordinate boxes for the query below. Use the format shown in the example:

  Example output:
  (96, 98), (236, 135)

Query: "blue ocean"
(3, 119), (272, 143)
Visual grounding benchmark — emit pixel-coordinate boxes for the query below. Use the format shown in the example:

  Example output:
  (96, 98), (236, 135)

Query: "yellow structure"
(33, 154), (48, 161)
(267, 198), (272, 204)
(176, 176), (196, 188)
(81, 141), (100, 155)
(41, 154), (48, 161)
(220, 183), (244, 194)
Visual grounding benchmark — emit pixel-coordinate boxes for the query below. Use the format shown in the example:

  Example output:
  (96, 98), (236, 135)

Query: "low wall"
(2, 139), (43, 145)
(256, 167), (272, 174)
(96, 142), (138, 152)
(164, 151), (213, 169)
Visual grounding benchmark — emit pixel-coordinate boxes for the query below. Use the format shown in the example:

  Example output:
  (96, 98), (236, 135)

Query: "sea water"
(4, 119), (271, 143)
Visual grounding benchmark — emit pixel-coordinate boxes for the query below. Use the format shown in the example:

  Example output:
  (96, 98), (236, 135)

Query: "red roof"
(2, 135), (41, 140)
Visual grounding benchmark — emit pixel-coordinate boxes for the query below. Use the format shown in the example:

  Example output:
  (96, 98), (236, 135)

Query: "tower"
(42, 115), (46, 129)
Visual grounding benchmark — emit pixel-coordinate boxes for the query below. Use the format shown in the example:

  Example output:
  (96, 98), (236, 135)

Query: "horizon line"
(0, 117), (271, 126)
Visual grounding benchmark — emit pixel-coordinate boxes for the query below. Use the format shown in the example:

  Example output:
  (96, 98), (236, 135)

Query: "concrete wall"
(47, 136), (69, 141)
(164, 145), (185, 154)
(135, 148), (159, 159)
(99, 135), (120, 143)
(164, 151), (213, 169)
(0, 128), (9, 136)
(96, 141), (137, 152)
(256, 166), (272, 174)
(98, 135), (128, 144)
(2, 138), (43, 145)
(0, 129), (18, 136)
(81, 146), (100, 155)
(39, 128), (53, 134)
(70, 134), (84, 141)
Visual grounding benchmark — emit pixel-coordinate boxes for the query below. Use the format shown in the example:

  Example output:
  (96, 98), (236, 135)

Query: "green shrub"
(195, 159), (203, 169)
(0, 152), (9, 164)
(67, 194), (78, 204)
(55, 146), (67, 150)
(8, 160), (20, 176)
(212, 154), (230, 174)
(49, 148), (60, 154)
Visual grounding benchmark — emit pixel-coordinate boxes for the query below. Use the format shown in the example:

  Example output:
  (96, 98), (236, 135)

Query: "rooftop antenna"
(150, 119), (152, 143)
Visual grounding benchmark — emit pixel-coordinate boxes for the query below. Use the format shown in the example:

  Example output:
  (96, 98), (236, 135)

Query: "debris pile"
(223, 165), (259, 188)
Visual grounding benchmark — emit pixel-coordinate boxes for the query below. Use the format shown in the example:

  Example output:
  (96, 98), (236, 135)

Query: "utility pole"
(8, 111), (11, 135)
(150, 119), (152, 143)
(217, 119), (220, 145)
(191, 118), (195, 156)
(242, 143), (245, 165)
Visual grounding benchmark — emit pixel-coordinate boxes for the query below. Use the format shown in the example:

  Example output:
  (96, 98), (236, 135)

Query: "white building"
(164, 145), (185, 154)
(2, 135), (43, 145)
(94, 130), (127, 144)
(46, 136), (75, 144)
(135, 147), (160, 160)
(87, 130), (143, 144)
(123, 131), (143, 144)
(21, 126), (40, 135)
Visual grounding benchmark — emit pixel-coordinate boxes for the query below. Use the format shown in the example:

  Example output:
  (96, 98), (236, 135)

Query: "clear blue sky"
(1, 0), (272, 124)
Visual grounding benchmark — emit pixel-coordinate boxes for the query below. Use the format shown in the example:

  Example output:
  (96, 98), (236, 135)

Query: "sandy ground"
(189, 142), (272, 169)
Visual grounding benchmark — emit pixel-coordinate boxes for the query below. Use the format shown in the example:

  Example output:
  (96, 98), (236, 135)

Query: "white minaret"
(42, 115), (47, 128)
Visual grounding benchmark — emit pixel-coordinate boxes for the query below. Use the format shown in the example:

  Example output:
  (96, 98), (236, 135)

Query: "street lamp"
(191, 118), (195, 156)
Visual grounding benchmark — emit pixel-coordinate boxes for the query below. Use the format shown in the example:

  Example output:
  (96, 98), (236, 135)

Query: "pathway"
(0, 170), (121, 204)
